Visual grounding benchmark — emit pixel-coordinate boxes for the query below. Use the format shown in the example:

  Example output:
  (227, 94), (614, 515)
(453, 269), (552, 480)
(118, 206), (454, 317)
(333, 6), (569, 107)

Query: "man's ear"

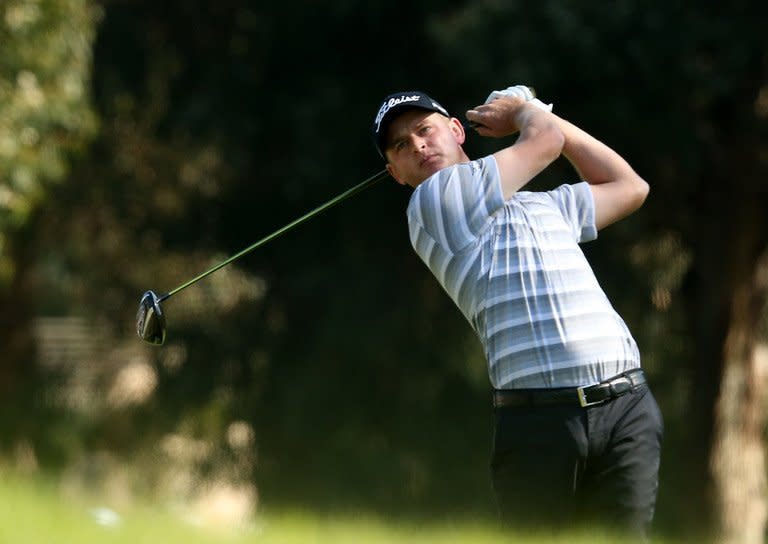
(449, 117), (466, 145)
(386, 163), (405, 186)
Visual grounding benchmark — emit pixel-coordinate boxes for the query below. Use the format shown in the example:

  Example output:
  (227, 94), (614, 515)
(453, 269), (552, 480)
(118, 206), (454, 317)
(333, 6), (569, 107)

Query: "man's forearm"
(551, 115), (637, 186)
(550, 113), (648, 229)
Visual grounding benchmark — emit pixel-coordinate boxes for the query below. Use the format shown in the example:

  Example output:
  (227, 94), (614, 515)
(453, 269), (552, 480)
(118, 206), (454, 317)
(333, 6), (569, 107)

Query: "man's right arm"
(465, 97), (564, 200)
(550, 115), (649, 230)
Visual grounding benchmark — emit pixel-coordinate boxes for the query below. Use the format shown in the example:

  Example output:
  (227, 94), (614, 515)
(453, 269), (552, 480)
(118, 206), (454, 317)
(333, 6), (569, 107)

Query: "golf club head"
(136, 290), (167, 345)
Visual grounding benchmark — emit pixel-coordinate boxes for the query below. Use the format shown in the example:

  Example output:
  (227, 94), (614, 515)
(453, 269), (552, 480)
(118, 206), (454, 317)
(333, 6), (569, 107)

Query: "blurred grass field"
(0, 470), (678, 544)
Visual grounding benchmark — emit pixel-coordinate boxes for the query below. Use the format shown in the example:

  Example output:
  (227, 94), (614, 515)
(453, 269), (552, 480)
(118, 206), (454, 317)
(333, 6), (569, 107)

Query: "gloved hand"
(484, 85), (553, 112)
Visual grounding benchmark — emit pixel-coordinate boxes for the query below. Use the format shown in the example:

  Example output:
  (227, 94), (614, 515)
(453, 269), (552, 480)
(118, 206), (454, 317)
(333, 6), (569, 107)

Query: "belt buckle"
(577, 384), (603, 408)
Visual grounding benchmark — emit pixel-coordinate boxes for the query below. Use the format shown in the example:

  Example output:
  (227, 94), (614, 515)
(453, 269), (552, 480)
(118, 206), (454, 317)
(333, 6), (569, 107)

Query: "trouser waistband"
(493, 369), (646, 409)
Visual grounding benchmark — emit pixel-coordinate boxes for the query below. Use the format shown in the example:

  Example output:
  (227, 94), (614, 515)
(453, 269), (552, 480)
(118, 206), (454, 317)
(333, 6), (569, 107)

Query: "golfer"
(372, 88), (662, 536)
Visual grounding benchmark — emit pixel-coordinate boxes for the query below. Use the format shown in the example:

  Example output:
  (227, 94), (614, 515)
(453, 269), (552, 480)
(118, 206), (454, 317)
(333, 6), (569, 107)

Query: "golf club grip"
(165, 169), (391, 299)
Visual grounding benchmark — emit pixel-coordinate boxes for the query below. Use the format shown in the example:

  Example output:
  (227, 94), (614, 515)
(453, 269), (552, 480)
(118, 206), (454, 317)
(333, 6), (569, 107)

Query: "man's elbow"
(542, 123), (565, 164)
(631, 176), (650, 210)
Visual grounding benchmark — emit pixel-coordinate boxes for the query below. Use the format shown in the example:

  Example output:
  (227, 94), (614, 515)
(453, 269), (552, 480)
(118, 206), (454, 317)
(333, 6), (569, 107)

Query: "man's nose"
(410, 136), (426, 152)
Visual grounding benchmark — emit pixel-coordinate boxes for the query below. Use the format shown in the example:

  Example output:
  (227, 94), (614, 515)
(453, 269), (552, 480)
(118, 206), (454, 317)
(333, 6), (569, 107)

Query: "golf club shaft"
(159, 169), (390, 302)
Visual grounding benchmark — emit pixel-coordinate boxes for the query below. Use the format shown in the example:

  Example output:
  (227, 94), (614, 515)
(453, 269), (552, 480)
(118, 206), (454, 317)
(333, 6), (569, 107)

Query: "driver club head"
(136, 290), (167, 345)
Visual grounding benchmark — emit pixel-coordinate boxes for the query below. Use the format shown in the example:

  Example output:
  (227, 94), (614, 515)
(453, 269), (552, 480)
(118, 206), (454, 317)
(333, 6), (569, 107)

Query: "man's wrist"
(513, 101), (552, 129)
(529, 98), (553, 112)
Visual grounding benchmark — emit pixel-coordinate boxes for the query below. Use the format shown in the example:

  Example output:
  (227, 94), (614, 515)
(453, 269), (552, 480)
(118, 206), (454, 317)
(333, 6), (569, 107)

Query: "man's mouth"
(420, 154), (440, 167)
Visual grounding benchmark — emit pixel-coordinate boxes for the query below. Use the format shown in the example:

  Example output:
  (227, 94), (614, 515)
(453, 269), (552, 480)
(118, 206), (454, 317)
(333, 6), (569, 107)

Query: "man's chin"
(407, 161), (450, 187)
(422, 159), (448, 176)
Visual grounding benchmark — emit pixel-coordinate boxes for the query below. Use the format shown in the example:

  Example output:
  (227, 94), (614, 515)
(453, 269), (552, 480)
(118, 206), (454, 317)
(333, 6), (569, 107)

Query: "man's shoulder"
(410, 156), (496, 199)
(406, 155), (503, 251)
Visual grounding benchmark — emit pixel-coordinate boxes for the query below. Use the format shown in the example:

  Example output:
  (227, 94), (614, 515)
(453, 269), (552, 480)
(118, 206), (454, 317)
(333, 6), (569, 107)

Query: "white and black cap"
(372, 91), (450, 158)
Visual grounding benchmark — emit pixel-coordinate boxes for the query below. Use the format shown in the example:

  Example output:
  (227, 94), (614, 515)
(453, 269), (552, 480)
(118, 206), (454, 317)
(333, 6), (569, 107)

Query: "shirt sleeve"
(407, 156), (505, 254)
(545, 181), (597, 243)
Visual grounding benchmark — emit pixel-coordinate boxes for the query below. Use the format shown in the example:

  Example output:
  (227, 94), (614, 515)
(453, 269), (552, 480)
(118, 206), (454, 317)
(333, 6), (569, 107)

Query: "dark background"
(1, 1), (766, 541)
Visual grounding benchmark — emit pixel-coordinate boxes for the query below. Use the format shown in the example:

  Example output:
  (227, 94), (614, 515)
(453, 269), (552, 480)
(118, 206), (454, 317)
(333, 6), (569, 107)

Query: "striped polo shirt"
(407, 155), (640, 389)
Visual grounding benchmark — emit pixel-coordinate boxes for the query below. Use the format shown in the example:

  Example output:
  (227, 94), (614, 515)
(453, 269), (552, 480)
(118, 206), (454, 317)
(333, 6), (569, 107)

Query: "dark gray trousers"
(491, 384), (663, 537)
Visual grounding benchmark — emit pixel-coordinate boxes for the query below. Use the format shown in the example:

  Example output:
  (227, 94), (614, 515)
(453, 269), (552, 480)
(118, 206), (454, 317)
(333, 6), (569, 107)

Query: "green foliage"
(0, 0), (98, 284)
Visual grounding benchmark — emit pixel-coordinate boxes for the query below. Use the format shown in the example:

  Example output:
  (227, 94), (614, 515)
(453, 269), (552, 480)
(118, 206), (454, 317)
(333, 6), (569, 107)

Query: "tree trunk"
(711, 250), (768, 544)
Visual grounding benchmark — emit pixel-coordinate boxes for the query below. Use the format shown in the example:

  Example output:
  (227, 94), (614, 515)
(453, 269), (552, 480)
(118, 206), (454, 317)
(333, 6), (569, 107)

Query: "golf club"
(136, 169), (390, 345)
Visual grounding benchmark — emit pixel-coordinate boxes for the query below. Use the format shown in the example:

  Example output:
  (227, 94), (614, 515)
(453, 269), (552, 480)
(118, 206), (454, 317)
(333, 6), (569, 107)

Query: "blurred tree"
(0, 0), (98, 426)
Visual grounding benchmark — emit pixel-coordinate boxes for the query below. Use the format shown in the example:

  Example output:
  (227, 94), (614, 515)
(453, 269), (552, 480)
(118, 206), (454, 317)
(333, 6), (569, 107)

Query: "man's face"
(384, 110), (467, 188)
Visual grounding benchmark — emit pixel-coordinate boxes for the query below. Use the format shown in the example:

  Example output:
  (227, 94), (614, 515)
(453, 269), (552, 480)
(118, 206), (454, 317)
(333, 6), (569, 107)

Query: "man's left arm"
(551, 114), (649, 230)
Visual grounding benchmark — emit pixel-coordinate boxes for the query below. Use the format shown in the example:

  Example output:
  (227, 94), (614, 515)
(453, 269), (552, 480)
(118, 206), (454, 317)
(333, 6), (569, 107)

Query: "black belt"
(493, 369), (646, 409)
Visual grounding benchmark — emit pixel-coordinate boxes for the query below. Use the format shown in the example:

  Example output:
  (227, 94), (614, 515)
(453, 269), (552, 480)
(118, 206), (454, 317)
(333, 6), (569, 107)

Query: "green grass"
(0, 471), (675, 543)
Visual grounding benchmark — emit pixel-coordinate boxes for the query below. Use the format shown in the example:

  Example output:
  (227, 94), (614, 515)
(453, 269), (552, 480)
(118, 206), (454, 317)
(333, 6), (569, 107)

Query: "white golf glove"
(484, 85), (553, 112)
